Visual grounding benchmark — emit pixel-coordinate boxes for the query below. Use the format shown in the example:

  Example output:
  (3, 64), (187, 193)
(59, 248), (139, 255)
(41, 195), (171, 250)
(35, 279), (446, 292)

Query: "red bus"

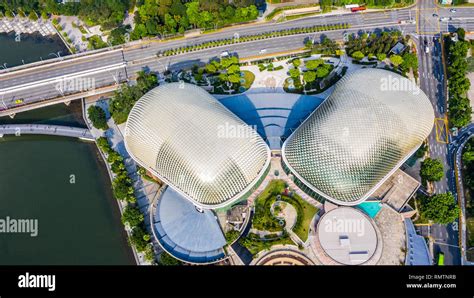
(351, 6), (366, 12)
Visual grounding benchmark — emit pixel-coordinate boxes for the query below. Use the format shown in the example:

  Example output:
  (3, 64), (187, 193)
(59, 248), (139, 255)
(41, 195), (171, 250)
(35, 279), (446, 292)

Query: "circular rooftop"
(152, 187), (227, 264)
(282, 68), (434, 205)
(124, 83), (270, 209)
(316, 207), (378, 265)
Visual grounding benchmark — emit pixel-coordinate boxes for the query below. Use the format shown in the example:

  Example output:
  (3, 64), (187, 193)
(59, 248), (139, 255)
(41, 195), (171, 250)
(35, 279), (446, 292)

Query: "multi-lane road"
(2, 1), (473, 113)
(0, 0), (473, 265)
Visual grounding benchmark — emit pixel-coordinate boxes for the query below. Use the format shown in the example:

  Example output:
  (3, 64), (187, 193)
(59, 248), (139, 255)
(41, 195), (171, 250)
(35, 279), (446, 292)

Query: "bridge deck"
(0, 124), (94, 140)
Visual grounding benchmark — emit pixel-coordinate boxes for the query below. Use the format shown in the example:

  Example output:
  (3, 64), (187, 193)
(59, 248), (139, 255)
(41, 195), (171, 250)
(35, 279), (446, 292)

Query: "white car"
(220, 51), (229, 57)
(425, 46), (430, 54)
(450, 8), (457, 13)
(259, 49), (267, 54)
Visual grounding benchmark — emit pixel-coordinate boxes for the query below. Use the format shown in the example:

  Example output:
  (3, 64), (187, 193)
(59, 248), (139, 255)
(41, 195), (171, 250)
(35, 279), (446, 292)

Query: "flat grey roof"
(317, 207), (378, 265)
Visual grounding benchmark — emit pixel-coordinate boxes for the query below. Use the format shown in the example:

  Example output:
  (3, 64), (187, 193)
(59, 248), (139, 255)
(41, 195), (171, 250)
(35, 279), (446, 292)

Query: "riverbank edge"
(81, 98), (140, 265)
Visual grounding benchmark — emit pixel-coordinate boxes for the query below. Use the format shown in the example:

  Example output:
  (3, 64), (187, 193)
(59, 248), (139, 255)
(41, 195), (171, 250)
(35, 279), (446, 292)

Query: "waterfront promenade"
(0, 124), (94, 140)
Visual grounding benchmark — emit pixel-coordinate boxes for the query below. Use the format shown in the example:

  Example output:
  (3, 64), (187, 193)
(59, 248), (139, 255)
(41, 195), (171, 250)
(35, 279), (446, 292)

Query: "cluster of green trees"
(415, 143), (428, 159)
(305, 36), (340, 56)
(288, 58), (333, 92)
(159, 23), (350, 57)
(130, 0), (259, 40)
(0, 0), (132, 30)
(420, 157), (444, 183)
(445, 28), (472, 128)
(87, 35), (108, 50)
(346, 31), (406, 58)
(225, 230), (241, 244)
(346, 31), (418, 75)
(207, 56), (242, 90)
(462, 138), (474, 223)
(158, 251), (182, 265)
(96, 136), (155, 262)
(109, 70), (158, 124)
(87, 105), (108, 130)
(97, 137), (136, 202)
(418, 193), (460, 225)
(303, 59), (332, 85)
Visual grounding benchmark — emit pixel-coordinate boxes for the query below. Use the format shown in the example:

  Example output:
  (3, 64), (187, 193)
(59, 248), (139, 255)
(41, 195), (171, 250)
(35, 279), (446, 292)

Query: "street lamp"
(1, 94), (8, 109)
(48, 52), (61, 59)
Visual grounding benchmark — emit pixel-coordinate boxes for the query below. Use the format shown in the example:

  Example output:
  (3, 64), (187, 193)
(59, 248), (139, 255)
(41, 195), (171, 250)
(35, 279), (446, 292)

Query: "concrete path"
(0, 123), (93, 140)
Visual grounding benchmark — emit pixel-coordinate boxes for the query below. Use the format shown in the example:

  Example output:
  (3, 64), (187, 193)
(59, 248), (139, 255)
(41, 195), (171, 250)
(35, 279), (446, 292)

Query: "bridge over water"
(0, 124), (94, 140)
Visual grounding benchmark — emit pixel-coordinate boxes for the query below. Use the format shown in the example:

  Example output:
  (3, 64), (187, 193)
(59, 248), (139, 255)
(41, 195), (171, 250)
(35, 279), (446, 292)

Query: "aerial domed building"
(282, 69), (434, 205)
(124, 83), (271, 209)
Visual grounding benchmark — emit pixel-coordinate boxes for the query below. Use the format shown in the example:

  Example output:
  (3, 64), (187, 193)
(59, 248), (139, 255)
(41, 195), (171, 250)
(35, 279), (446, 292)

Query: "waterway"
(0, 32), (68, 67)
(0, 33), (134, 264)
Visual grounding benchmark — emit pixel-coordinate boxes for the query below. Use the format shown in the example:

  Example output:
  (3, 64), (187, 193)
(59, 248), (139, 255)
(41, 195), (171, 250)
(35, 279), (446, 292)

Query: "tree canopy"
(87, 105), (108, 130)
(419, 193), (460, 225)
(420, 158), (444, 182)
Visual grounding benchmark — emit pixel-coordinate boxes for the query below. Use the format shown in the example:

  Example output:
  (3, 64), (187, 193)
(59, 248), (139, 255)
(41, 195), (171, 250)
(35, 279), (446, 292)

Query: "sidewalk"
(84, 97), (164, 265)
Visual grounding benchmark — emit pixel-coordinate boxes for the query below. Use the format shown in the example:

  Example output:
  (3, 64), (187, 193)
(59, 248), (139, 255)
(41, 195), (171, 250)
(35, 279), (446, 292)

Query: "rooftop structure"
(316, 207), (379, 265)
(405, 218), (432, 265)
(370, 168), (420, 212)
(125, 83), (271, 209)
(282, 69), (434, 205)
(152, 187), (227, 264)
(255, 249), (315, 265)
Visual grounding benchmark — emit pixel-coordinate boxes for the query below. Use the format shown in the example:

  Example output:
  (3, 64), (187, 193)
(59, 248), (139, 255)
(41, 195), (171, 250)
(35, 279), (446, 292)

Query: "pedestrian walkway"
(84, 98), (164, 265)
(0, 123), (93, 140)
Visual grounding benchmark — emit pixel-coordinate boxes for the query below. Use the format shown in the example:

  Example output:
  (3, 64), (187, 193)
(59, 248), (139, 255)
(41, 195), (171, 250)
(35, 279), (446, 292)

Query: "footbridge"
(0, 124), (94, 140)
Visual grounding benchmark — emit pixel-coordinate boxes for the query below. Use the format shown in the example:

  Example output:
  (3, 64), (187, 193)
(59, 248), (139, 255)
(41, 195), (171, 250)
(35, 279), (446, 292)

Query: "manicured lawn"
(284, 194), (318, 242)
(252, 180), (319, 242)
(252, 180), (286, 232)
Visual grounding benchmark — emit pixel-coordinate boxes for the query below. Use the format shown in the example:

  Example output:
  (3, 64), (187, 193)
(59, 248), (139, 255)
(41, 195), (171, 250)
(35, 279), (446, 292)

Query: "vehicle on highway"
(259, 49), (267, 54)
(450, 8), (457, 13)
(433, 13), (439, 17)
(437, 252), (445, 265)
(440, 17), (450, 22)
(220, 51), (229, 57)
(14, 99), (23, 105)
(425, 46), (430, 54)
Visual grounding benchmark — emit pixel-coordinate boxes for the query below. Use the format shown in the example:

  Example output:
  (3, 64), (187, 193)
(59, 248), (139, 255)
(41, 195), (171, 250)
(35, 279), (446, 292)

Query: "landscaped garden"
(345, 30), (419, 79)
(239, 232), (294, 256)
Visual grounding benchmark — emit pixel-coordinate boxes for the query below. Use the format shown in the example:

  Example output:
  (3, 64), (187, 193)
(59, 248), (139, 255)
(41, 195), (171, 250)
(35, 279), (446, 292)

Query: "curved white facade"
(282, 69), (434, 205)
(125, 83), (270, 209)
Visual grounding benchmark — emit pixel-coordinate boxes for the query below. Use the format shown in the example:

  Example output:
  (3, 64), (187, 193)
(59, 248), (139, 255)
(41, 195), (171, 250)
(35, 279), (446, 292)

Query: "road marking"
(0, 63), (126, 94)
(434, 242), (459, 248)
(435, 117), (449, 144)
